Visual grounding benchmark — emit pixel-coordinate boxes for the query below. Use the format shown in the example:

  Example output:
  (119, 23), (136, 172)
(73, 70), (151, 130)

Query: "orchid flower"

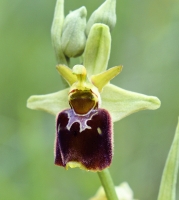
(27, 22), (160, 171)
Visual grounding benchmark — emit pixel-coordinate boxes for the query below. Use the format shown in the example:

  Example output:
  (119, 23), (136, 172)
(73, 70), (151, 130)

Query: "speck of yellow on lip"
(97, 127), (102, 134)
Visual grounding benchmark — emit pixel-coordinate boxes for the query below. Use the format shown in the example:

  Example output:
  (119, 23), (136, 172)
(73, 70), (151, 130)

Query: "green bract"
(27, 22), (160, 122)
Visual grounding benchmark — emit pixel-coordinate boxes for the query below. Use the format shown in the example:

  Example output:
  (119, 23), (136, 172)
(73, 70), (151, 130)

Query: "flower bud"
(61, 6), (87, 58)
(51, 0), (68, 65)
(86, 0), (116, 36)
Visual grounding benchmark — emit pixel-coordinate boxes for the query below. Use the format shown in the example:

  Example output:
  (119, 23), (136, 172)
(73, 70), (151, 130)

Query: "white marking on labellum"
(97, 127), (102, 134)
(65, 109), (98, 132)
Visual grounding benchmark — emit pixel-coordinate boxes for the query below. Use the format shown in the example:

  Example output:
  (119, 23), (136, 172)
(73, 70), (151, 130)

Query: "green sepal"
(83, 24), (111, 77)
(91, 66), (122, 92)
(27, 83), (161, 122)
(51, 0), (68, 65)
(61, 6), (87, 58)
(56, 65), (77, 86)
(27, 89), (69, 115)
(86, 0), (116, 36)
(101, 84), (161, 122)
(157, 118), (179, 200)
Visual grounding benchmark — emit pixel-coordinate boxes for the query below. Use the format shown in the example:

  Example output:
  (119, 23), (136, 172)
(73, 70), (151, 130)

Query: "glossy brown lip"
(69, 89), (98, 115)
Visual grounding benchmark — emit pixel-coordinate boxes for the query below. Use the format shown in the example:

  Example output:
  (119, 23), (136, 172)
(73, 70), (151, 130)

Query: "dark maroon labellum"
(55, 108), (113, 171)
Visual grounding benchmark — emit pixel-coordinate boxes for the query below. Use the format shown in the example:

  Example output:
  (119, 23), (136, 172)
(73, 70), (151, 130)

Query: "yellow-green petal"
(27, 88), (70, 115)
(157, 118), (179, 200)
(83, 24), (111, 77)
(101, 84), (161, 122)
(91, 65), (122, 92)
(56, 65), (77, 86)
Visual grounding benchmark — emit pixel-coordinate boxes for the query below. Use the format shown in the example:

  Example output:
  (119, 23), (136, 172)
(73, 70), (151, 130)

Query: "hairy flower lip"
(55, 108), (113, 171)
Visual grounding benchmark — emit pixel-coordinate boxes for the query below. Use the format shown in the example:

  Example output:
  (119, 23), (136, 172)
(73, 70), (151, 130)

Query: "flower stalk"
(97, 169), (118, 200)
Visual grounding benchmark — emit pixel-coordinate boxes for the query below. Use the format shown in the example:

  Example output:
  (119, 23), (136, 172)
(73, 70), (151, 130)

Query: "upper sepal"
(83, 24), (111, 77)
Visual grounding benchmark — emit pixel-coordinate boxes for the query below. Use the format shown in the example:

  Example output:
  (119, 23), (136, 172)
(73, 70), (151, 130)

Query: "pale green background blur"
(0, 0), (179, 199)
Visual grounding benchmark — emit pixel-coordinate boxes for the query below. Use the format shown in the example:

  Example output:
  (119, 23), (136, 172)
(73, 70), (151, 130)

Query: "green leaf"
(83, 24), (111, 77)
(101, 84), (161, 122)
(157, 118), (179, 200)
(27, 89), (69, 115)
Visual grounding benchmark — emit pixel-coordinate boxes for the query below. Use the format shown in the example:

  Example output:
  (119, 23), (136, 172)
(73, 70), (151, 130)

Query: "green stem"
(97, 169), (118, 200)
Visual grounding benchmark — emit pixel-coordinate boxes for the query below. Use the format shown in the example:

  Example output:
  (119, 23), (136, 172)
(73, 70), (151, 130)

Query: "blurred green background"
(0, 0), (179, 199)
